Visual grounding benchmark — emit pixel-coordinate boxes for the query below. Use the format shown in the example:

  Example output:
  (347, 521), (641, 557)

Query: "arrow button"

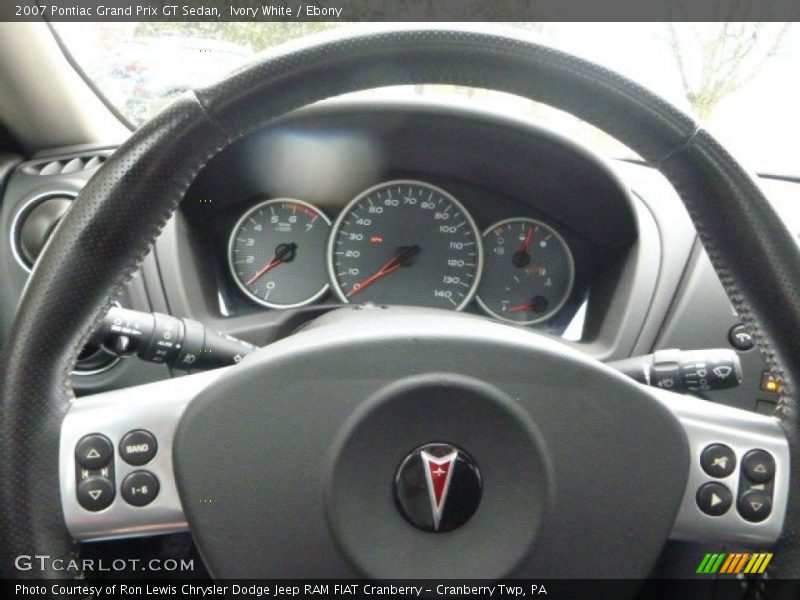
(77, 476), (114, 511)
(75, 433), (113, 470)
(742, 449), (775, 484)
(738, 490), (772, 523)
(696, 482), (732, 516)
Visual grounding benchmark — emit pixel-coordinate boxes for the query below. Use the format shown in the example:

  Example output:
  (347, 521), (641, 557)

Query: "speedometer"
(328, 180), (483, 310)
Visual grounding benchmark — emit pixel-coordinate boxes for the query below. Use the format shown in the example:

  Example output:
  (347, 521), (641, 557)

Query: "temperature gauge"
(228, 198), (331, 308)
(476, 218), (574, 324)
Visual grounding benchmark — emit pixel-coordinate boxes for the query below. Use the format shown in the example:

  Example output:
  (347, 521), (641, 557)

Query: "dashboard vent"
(20, 152), (109, 176)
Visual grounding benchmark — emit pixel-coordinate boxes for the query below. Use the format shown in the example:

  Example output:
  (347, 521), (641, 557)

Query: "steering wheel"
(2, 27), (799, 592)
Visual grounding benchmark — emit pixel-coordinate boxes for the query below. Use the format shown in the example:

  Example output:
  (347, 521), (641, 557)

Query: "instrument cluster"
(228, 179), (576, 326)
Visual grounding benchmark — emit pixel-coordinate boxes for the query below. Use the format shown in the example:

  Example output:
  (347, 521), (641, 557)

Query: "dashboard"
(2, 97), (797, 428)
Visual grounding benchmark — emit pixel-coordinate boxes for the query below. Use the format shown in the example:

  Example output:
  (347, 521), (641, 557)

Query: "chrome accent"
(60, 369), (227, 541)
(70, 351), (122, 377)
(476, 217), (576, 325)
(9, 190), (76, 273)
(326, 180), (484, 311)
(71, 301), (123, 377)
(14, 194), (121, 376)
(227, 197), (331, 309)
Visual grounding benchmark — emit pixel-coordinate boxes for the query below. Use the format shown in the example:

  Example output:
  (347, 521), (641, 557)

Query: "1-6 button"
(121, 471), (160, 507)
(75, 434), (113, 470)
(120, 430), (158, 466)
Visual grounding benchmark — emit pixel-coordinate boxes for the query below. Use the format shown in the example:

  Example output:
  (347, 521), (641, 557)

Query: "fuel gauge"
(476, 218), (574, 324)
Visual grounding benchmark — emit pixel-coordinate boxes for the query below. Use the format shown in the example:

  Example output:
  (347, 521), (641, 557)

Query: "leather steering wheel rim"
(2, 26), (799, 588)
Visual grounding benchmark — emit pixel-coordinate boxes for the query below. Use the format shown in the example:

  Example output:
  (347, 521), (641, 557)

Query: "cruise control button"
(77, 476), (115, 511)
(700, 444), (736, 478)
(742, 449), (775, 483)
(119, 430), (158, 466)
(121, 471), (159, 507)
(738, 490), (772, 522)
(75, 434), (113, 470)
(696, 482), (732, 516)
(728, 324), (754, 351)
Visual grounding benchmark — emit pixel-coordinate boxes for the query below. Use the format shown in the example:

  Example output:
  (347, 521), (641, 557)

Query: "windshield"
(52, 22), (799, 175)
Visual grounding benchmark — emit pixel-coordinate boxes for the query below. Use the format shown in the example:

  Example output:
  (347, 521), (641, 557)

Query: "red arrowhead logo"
(421, 449), (459, 531)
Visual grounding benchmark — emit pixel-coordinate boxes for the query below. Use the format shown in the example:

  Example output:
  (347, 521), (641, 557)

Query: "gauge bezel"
(476, 217), (576, 325)
(327, 179), (484, 311)
(227, 198), (332, 309)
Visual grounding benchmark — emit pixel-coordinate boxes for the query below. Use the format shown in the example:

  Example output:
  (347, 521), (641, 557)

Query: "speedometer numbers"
(228, 199), (331, 308)
(476, 218), (575, 324)
(328, 180), (483, 310)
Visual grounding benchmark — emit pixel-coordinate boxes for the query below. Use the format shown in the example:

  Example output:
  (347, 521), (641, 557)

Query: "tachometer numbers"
(228, 199), (331, 308)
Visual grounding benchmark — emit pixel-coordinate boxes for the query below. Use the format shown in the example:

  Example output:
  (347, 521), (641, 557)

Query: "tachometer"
(328, 180), (483, 310)
(228, 198), (331, 308)
(476, 218), (574, 324)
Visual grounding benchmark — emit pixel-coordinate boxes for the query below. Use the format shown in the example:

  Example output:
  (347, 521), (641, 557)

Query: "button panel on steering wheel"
(59, 364), (789, 549)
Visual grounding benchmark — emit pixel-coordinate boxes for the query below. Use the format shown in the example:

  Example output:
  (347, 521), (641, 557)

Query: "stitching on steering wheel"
(652, 125), (702, 167)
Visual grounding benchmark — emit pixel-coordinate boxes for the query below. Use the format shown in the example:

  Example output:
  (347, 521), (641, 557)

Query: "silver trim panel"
(650, 387), (789, 546)
(60, 369), (226, 541)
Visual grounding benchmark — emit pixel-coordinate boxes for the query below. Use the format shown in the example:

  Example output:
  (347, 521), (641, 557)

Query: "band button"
(119, 430), (158, 466)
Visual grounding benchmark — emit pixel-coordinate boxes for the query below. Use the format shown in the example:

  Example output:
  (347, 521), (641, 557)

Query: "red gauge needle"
(348, 245), (420, 297)
(520, 226), (534, 254)
(513, 226), (536, 269)
(508, 296), (548, 314)
(246, 243), (297, 286)
(508, 301), (536, 313)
